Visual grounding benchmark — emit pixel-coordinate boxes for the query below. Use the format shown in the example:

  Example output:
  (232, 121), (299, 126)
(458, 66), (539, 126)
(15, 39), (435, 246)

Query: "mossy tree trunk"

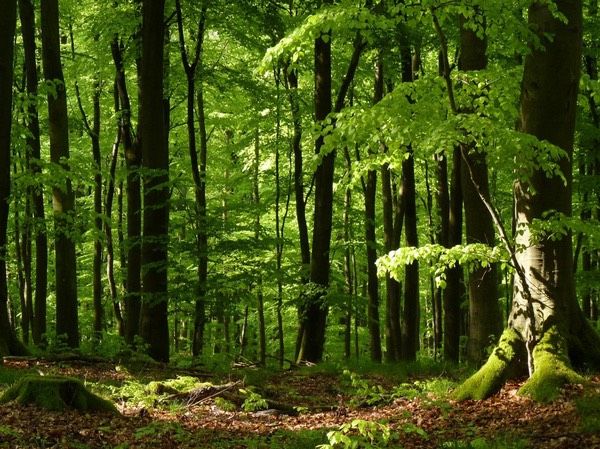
(456, 0), (600, 402)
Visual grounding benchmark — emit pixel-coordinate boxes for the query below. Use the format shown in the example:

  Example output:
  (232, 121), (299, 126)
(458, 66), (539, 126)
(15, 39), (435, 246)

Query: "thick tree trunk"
(459, 14), (502, 364)
(41, 0), (79, 348)
(139, 0), (170, 362)
(457, 0), (600, 401)
(296, 28), (333, 364)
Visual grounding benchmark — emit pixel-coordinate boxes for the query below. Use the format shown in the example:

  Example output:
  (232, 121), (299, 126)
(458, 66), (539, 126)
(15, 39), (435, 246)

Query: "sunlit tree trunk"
(457, 0), (600, 401)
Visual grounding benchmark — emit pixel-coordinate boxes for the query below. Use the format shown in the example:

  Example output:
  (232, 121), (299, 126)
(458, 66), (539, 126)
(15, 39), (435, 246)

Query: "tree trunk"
(111, 38), (141, 344)
(19, 0), (48, 347)
(41, 0), (79, 348)
(364, 52), (385, 363)
(174, 0), (209, 357)
(297, 28), (363, 363)
(0, 0), (27, 356)
(459, 13), (502, 364)
(296, 27), (333, 364)
(382, 164), (403, 362)
(254, 128), (267, 366)
(401, 146), (419, 361)
(139, 0), (169, 362)
(434, 152), (449, 357)
(456, 0), (600, 401)
(285, 66), (311, 361)
(444, 147), (463, 363)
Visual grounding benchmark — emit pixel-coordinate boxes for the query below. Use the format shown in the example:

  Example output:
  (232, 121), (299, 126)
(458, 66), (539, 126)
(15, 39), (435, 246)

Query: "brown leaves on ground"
(0, 360), (598, 449)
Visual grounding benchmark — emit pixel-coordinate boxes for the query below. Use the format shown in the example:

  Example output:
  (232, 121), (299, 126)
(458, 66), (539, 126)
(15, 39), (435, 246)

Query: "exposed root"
(454, 328), (524, 400)
(518, 326), (584, 402)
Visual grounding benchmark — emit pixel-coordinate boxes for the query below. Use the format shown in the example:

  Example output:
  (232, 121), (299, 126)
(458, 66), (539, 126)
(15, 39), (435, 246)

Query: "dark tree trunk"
(444, 147), (463, 363)
(382, 162), (403, 362)
(175, 0), (209, 357)
(111, 38), (141, 344)
(434, 152), (449, 356)
(364, 51), (385, 363)
(297, 28), (363, 362)
(296, 28), (333, 364)
(19, 0), (46, 347)
(91, 80), (103, 342)
(457, 0), (600, 401)
(459, 14), (502, 364)
(0, 0), (26, 356)
(253, 129), (267, 366)
(401, 146), (419, 361)
(41, 0), (79, 348)
(139, 0), (170, 363)
(285, 67), (311, 360)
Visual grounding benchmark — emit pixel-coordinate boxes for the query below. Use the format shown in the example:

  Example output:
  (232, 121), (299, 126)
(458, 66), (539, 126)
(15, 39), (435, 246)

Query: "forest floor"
(0, 357), (599, 449)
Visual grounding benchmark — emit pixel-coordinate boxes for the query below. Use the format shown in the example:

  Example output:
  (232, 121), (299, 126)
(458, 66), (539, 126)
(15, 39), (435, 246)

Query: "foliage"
(240, 388), (269, 412)
(317, 420), (398, 449)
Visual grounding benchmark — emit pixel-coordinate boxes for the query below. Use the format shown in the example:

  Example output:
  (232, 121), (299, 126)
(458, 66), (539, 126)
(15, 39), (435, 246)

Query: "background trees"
(0, 0), (598, 395)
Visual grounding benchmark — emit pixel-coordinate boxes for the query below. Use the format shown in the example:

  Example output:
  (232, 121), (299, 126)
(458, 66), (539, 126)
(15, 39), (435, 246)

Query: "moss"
(518, 326), (584, 402)
(454, 328), (523, 400)
(0, 375), (118, 413)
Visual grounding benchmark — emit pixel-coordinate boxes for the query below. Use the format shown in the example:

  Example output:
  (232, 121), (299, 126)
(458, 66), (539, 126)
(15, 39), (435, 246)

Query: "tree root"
(454, 328), (524, 400)
(518, 326), (584, 402)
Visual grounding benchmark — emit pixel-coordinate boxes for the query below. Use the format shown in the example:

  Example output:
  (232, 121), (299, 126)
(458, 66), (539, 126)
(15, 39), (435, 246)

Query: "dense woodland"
(1, 0), (600, 408)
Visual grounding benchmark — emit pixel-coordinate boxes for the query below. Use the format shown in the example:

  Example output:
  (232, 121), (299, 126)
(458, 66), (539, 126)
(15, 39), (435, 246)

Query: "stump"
(0, 375), (118, 413)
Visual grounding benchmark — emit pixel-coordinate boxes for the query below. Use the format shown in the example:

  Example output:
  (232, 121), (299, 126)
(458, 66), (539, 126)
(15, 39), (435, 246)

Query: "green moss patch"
(454, 329), (523, 401)
(0, 375), (118, 413)
(518, 326), (583, 402)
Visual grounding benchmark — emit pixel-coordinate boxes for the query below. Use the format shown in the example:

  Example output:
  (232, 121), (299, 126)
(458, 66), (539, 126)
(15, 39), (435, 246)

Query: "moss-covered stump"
(0, 376), (118, 413)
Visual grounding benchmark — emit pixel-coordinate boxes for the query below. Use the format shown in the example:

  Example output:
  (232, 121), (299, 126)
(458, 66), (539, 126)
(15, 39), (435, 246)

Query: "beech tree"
(139, 0), (170, 362)
(0, 0), (26, 357)
(457, 0), (600, 400)
(41, 0), (79, 348)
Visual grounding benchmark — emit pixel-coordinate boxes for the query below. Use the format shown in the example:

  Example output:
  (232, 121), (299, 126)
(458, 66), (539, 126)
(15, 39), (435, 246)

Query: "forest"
(0, 0), (600, 448)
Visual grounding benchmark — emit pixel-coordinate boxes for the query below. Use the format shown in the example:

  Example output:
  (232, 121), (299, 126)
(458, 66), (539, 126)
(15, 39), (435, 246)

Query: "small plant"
(214, 396), (237, 412)
(317, 419), (397, 449)
(343, 371), (389, 406)
(240, 388), (268, 412)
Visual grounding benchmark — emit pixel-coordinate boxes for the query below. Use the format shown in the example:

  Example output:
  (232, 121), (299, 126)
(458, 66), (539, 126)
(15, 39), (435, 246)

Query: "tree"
(297, 19), (364, 362)
(111, 37), (141, 343)
(457, 0), (600, 401)
(0, 0), (26, 357)
(18, 0), (48, 347)
(41, 0), (79, 348)
(174, 0), (209, 356)
(139, 0), (170, 362)
(458, 9), (502, 365)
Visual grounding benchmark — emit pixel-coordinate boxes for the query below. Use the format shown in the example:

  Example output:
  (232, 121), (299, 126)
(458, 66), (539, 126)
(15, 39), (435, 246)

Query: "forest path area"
(0, 359), (598, 449)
